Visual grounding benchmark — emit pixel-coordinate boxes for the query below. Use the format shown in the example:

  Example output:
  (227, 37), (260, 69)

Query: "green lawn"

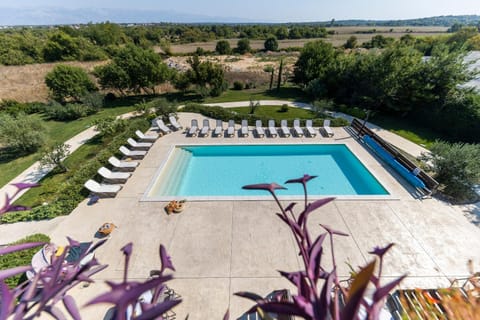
(0, 105), (135, 188)
(370, 114), (447, 149)
(203, 87), (309, 103)
(15, 137), (104, 207)
(230, 105), (315, 121)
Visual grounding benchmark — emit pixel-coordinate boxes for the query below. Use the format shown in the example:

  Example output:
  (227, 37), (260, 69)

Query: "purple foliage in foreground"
(234, 174), (406, 320)
(0, 183), (179, 319)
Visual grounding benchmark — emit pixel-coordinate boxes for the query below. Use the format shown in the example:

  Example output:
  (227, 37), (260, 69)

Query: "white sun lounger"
(127, 138), (152, 150)
(188, 119), (199, 136)
(155, 119), (172, 134)
(241, 120), (249, 137)
(227, 120), (235, 137)
(280, 120), (291, 137)
(119, 146), (147, 159)
(305, 120), (317, 137)
(169, 115), (182, 130)
(323, 119), (334, 137)
(200, 119), (210, 137)
(98, 167), (131, 183)
(293, 119), (304, 137)
(84, 179), (122, 197)
(255, 120), (265, 138)
(268, 120), (278, 137)
(108, 156), (138, 172)
(214, 119), (223, 137)
(135, 130), (158, 142)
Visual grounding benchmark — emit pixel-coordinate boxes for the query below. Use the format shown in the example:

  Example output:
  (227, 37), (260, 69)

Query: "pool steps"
(159, 148), (192, 195)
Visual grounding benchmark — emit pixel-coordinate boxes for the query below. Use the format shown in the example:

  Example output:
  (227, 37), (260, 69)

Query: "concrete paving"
(1, 112), (478, 319)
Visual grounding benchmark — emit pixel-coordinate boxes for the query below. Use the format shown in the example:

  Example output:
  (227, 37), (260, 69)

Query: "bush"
(80, 92), (104, 109)
(336, 105), (367, 119)
(419, 141), (480, 201)
(45, 64), (97, 103)
(0, 112), (46, 154)
(215, 40), (231, 55)
(0, 100), (45, 115)
(0, 234), (50, 288)
(233, 81), (244, 90)
(45, 102), (97, 121)
(279, 104), (289, 112)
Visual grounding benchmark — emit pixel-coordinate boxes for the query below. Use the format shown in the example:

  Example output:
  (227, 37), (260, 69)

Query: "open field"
(0, 61), (106, 103)
(168, 26), (449, 53)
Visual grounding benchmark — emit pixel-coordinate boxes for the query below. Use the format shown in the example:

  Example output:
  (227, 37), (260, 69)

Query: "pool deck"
(1, 112), (479, 319)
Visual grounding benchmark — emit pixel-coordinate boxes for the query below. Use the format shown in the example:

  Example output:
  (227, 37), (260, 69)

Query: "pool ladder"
(160, 149), (192, 196)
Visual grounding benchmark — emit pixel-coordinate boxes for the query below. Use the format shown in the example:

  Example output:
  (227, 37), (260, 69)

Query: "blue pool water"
(149, 144), (388, 197)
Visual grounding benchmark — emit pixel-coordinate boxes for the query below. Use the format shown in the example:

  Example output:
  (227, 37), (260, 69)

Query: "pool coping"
(141, 142), (399, 202)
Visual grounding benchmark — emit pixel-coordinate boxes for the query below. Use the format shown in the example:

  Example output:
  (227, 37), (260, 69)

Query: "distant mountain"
(0, 7), (252, 26)
(328, 15), (480, 27)
(0, 7), (479, 27)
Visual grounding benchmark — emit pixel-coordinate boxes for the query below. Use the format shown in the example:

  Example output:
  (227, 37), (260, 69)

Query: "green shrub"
(419, 141), (480, 201)
(336, 105), (367, 119)
(0, 100), (45, 115)
(45, 103), (97, 121)
(279, 104), (289, 112)
(0, 234), (50, 288)
(233, 81), (244, 90)
(0, 112), (46, 154)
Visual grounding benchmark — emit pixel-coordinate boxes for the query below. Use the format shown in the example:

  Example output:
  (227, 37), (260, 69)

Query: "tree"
(40, 143), (71, 173)
(45, 65), (97, 103)
(215, 40), (231, 54)
(0, 113), (46, 154)
(343, 36), (358, 49)
(264, 36), (279, 51)
(277, 58), (283, 91)
(419, 141), (480, 201)
(293, 40), (336, 85)
(95, 45), (172, 95)
(185, 55), (227, 97)
(236, 38), (251, 54)
(42, 31), (80, 62)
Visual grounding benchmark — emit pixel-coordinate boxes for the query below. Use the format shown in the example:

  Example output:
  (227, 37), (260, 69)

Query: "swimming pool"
(145, 144), (389, 200)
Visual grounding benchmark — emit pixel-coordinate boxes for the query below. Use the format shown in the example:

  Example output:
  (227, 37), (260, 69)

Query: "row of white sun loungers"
(153, 116), (183, 134)
(188, 119), (334, 138)
(84, 129), (159, 198)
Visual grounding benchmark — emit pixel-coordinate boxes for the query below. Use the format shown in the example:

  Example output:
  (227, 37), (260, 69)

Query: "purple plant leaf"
(135, 299), (182, 320)
(89, 238), (108, 252)
(223, 309), (230, 320)
(0, 281), (15, 320)
(242, 183), (287, 195)
(285, 174), (318, 185)
(292, 295), (314, 317)
(4, 205), (31, 212)
(341, 261), (375, 320)
(0, 242), (45, 255)
(254, 302), (311, 318)
(121, 242), (133, 257)
(316, 268), (336, 320)
(66, 237), (81, 247)
(298, 198), (335, 227)
(159, 244), (175, 273)
(308, 233), (327, 280)
(285, 202), (297, 213)
(86, 275), (173, 312)
(276, 213), (303, 239)
(0, 266), (32, 281)
(11, 182), (40, 191)
(44, 305), (67, 320)
(373, 275), (407, 302)
(63, 295), (81, 320)
(369, 243), (395, 258)
(319, 224), (349, 237)
(234, 291), (264, 302)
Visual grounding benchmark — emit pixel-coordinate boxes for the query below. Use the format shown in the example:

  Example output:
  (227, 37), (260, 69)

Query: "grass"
(370, 113), (447, 149)
(203, 87), (309, 103)
(230, 105), (315, 121)
(15, 137), (104, 207)
(0, 105), (136, 188)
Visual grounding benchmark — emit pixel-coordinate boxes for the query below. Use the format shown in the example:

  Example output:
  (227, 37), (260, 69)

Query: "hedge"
(0, 233), (50, 288)
(182, 103), (349, 127)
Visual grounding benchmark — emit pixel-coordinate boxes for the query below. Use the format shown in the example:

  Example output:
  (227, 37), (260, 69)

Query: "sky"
(2, 0), (480, 22)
